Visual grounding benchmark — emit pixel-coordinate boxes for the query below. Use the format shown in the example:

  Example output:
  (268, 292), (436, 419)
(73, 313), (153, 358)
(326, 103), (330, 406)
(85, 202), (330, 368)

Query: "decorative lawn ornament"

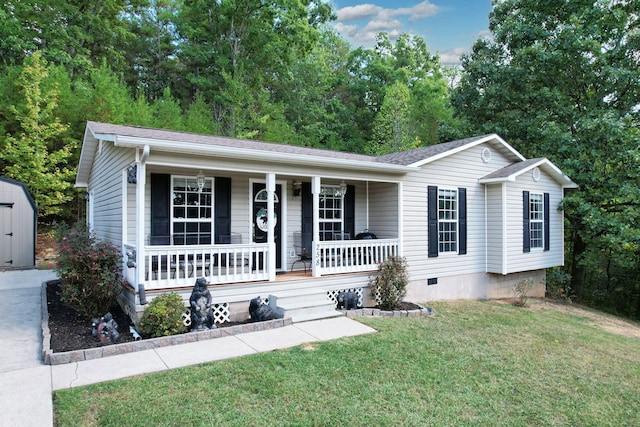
(190, 277), (216, 331)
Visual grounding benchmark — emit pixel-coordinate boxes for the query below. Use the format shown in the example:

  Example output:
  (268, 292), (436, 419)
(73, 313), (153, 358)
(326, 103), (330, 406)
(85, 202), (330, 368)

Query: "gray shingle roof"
(480, 158), (545, 180)
(375, 135), (494, 165)
(89, 121), (376, 163)
(89, 122), (501, 167)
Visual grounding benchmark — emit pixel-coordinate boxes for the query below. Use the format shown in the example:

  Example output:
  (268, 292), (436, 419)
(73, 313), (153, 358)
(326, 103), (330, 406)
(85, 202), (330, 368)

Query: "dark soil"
(372, 301), (423, 311)
(47, 280), (136, 352)
(46, 280), (248, 353)
(46, 278), (422, 353)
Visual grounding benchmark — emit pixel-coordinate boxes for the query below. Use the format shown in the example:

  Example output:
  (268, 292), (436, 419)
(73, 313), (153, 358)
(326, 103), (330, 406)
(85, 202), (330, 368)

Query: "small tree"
(54, 223), (123, 319)
(369, 256), (409, 310)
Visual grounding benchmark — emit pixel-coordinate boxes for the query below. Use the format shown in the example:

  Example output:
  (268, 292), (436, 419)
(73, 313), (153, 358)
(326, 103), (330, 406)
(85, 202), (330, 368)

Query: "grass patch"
(54, 301), (640, 426)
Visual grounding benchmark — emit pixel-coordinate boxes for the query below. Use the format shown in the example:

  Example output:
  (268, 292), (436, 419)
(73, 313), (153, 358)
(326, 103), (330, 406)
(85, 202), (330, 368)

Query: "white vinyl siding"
(89, 141), (135, 247)
(402, 143), (513, 282)
(505, 172), (564, 273)
(485, 184), (504, 273)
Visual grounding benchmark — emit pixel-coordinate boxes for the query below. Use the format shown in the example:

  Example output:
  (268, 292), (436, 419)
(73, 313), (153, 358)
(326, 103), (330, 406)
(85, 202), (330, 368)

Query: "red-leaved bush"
(54, 223), (123, 319)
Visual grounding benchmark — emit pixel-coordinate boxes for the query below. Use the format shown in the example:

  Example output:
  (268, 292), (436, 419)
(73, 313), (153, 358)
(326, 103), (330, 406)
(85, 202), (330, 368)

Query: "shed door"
(0, 203), (13, 267)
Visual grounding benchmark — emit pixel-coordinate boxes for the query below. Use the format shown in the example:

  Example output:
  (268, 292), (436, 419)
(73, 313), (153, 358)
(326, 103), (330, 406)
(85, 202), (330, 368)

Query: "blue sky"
(330, 0), (493, 64)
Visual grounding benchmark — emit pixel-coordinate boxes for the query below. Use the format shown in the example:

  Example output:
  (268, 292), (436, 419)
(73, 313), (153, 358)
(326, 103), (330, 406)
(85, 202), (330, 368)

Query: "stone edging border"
(343, 305), (434, 319)
(41, 281), (433, 365)
(40, 282), (292, 366)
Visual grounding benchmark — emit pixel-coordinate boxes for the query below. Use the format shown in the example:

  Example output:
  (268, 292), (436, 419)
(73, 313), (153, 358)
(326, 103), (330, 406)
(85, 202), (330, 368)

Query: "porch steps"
(269, 288), (343, 323)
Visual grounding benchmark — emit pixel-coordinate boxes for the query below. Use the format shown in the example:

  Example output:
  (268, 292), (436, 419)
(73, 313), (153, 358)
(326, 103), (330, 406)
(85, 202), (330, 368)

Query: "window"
(172, 177), (212, 245)
(319, 185), (343, 240)
(529, 193), (544, 249)
(523, 191), (550, 252)
(438, 189), (458, 253)
(428, 186), (467, 257)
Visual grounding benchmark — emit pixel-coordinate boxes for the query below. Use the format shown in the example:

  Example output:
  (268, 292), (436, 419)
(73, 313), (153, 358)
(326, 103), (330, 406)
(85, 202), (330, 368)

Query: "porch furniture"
(291, 231), (312, 274)
(147, 255), (178, 280)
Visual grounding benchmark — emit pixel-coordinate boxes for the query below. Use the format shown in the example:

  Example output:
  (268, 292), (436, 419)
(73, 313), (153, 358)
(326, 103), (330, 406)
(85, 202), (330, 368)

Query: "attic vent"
(481, 147), (492, 163)
(532, 167), (541, 182)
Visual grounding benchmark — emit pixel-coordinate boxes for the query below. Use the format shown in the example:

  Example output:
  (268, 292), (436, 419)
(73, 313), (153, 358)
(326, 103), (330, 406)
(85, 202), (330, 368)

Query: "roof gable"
(479, 158), (578, 188)
(376, 134), (526, 167)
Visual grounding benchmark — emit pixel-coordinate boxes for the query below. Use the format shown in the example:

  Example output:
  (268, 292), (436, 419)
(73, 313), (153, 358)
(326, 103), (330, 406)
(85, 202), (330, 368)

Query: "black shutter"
(214, 177), (231, 244)
(544, 192), (550, 251)
(301, 182), (313, 252)
(428, 186), (438, 258)
(150, 174), (170, 245)
(523, 191), (530, 253)
(344, 185), (355, 238)
(458, 187), (467, 255)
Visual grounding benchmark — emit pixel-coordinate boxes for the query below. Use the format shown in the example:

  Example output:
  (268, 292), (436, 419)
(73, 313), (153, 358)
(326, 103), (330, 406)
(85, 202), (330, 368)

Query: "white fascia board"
(114, 136), (418, 175)
(478, 158), (578, 188)
(409, 134), (526, 168)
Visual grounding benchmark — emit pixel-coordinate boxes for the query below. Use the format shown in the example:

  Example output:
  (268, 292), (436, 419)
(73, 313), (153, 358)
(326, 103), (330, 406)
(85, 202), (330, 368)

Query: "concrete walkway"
(0, 269), (376, 426)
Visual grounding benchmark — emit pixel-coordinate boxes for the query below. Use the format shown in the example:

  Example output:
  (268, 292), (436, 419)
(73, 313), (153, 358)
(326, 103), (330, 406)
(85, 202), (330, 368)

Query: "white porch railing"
(313, 238), (399, 276)
(141, 243), (270, 289)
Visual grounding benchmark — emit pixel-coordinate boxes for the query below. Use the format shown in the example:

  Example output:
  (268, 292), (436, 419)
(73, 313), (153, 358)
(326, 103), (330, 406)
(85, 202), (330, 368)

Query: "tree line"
(1, 0), (639, 319)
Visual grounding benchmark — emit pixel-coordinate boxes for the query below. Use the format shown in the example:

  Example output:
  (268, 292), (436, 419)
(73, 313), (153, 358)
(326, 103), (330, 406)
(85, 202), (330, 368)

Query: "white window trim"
(170, 175), (214, 245)
(529, 192), (544, 250)
(438, 187), (458, 254)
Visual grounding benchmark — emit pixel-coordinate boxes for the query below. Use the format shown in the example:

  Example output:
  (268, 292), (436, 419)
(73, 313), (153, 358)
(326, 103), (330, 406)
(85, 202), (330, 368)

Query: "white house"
(76, 122), (577, 322)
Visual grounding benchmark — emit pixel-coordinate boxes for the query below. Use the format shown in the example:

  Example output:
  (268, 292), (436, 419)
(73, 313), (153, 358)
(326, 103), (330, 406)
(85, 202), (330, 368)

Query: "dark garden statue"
(190, 277), (216, 331)
(249, 296), (284, 322)
(336, 291), (360, 310)
(92, 313), (120, 344)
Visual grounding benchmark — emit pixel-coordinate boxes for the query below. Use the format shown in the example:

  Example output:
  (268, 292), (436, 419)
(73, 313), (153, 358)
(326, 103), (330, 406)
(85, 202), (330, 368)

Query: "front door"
(253, 183), (282, 269)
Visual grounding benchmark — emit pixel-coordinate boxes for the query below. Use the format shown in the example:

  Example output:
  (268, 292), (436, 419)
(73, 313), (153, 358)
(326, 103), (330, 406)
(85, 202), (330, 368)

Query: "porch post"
(266, 173), (276, 281)
(135, 146), (149, 299)
(311, 176), (321, 277)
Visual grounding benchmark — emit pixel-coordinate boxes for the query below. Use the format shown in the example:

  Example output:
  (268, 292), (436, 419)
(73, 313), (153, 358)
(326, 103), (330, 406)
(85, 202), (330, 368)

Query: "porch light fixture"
(292, 181), (302, 198)
(320, 181), (348, 199)
(196, 170), (206, 192)
(339, 181), (347, 197)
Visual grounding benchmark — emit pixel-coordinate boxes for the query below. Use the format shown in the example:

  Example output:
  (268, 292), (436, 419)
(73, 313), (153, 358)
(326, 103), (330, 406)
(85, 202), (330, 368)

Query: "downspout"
(136, 145), (150, 304)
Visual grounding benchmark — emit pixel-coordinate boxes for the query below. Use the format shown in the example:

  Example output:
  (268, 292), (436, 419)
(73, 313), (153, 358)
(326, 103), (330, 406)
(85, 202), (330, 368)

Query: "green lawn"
(54, 300), (640, 426)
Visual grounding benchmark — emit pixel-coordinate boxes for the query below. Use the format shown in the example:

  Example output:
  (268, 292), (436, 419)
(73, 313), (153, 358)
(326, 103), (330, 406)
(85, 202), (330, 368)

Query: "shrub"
(54, 223), (123, 319)
(139, 293), (187, 338)
(513, 278), (534, 307)
(369, 255), (408, 311)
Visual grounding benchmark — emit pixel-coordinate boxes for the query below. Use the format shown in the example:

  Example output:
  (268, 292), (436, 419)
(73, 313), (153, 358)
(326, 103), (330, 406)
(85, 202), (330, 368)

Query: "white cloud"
(437, 47), (469, 65)
(335, 1), (439, 44)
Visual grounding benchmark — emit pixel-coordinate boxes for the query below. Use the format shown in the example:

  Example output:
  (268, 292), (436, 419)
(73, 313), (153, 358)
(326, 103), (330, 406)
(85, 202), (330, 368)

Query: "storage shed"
(0, 177), (37, 269)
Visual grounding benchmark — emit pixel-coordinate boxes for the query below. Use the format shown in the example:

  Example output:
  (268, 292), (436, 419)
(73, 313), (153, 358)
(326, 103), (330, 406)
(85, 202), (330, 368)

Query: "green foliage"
(452, 0), (640, 318)
(369, 81), (421, 155)
(53, 223), (123, 319)
(53, 302), (640, 426)
(369, 255), (409, 310)
(1, 52), (77, 221)
(139, 293), (187, 338)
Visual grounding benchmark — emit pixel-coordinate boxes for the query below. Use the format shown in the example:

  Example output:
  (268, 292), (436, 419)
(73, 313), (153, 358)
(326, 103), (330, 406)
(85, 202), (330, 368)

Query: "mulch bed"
(47, 280), (423, 353)
(46, 281), (136, 352)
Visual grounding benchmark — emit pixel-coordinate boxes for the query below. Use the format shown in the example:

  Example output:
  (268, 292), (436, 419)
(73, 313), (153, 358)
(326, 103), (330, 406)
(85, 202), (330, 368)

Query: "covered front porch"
(121, 163), (402, 294)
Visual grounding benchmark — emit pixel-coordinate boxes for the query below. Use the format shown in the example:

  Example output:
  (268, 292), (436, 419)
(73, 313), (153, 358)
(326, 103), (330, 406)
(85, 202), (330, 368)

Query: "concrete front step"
(269, 289), (343, 323)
